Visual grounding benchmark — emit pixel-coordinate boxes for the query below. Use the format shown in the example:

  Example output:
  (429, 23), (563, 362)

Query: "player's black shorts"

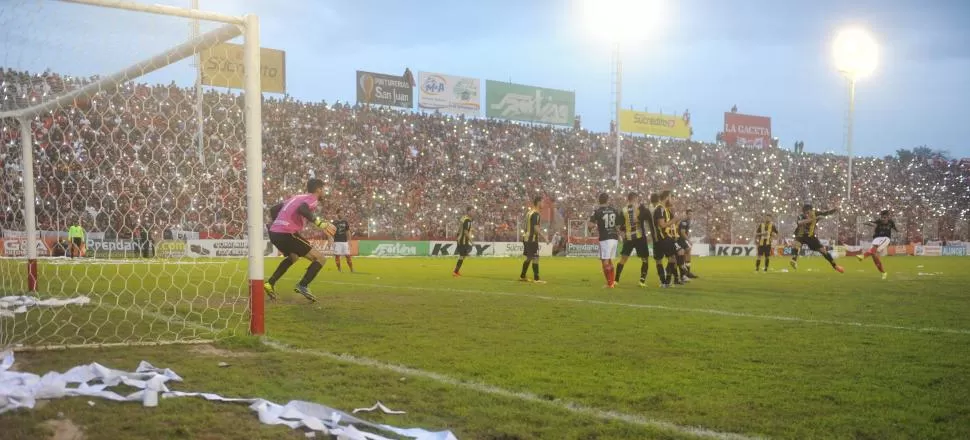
(652, 238), (677, 259)
(620, 237), (649, 257)
(522, 241), (539, 258)
(71, 237), (83, 247)
(456, 243), (472, 257)
(799, 236), (824, 252)
(757, 244), (772, 256)
(676, 238), (691, 252)
(269, 232), (313, 257)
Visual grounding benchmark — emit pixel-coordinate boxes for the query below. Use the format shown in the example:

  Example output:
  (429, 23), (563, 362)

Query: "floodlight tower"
(833, 28), (878, 204)
(580, 0), (658, 188)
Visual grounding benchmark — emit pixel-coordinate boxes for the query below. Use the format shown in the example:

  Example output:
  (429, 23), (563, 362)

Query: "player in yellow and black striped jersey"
(452, 206), (474, 277)
(755, 213), (778, 272)
(615, 192), (651, 287)
(790, 203), (844, 273)
(519, 195), (546, 283)
(665, 199), (692, 284)
(651, 191), (680, 288)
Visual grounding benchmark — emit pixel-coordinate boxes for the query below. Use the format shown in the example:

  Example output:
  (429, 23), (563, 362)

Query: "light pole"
(833, 27), (877, 205)
(579, 0), (659, 189)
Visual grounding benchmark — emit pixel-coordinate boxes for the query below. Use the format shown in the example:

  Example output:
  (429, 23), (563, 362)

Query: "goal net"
(1, 0), (265, 350)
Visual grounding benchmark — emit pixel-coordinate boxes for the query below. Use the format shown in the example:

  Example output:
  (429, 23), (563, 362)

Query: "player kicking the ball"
(265, 178), (337, 302)
(857, 209), (896, 280)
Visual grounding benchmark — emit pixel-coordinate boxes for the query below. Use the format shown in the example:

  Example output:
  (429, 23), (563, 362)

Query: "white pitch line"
(321, 281), (970, 336)
(261, 338), (766, 440)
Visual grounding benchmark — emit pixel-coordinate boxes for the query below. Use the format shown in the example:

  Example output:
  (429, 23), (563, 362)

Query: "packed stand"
(2, 68), (969, 246)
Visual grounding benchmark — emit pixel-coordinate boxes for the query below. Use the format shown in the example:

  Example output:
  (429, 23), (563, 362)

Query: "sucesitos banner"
(618, 110), (691, 138)
(199, 43), (286, 94)
(485, 80), (575, 126)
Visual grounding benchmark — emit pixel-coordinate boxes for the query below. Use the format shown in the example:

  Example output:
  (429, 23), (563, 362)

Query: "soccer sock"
(455, 258), (464, 272)
(686, 261), (692, 272)
(667, 261), (678, 283)
(520, 260), (530, 278)
(299, 261), (323, 287)
(532, 262), (540, 280)
(601, 260), (611, 283)
(656, 262), (666, 284)
(756, 259), (761, 271)
(346, 256), (353, 270)
(640, 261), (649, 281)
(822, 251), (835, 265)
(268, 258), (295, 285)
(615, 263), (625, 281)
(765, 257), (770, 271)
(334, 256), (341, 270)
(873, 254), (885, 273)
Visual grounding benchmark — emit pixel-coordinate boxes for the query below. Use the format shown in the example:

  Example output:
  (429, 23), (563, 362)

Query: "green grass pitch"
(2, 255), (969, 439)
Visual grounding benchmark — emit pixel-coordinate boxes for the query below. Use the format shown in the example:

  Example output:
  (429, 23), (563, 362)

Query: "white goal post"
(0, 0), (265, 349)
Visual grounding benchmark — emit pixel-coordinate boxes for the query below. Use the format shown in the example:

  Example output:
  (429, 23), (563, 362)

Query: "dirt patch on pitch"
(41, 419), (85, 440)
(187, 344), (258, 358)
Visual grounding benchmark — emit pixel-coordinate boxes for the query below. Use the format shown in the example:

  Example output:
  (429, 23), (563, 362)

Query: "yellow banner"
(200, 43), (286, 94)
(618, 109), (691, 138)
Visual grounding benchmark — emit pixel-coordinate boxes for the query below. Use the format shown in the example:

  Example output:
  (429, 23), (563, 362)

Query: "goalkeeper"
(67, 220), (86, 259)
(265, 178), (336, 302)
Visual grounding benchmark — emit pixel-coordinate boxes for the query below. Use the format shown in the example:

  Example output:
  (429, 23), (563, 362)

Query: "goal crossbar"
(56, 0), (245, 24)
(0, 21), (242, 120)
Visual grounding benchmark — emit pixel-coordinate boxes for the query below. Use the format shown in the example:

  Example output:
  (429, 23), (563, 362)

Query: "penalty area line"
(261, 338), (765, 440)
(321, 281), (970, 336)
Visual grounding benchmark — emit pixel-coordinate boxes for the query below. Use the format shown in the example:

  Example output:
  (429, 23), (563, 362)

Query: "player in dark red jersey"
(857, 209), (896, 279)
(332, 208), (353, 273)
(589, 192), (620, 288)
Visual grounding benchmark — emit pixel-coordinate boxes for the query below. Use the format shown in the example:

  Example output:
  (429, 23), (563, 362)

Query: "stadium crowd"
(2, 68), (969, 245)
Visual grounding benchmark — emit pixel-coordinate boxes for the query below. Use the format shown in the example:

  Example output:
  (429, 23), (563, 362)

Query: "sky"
(3, 0), (969, 158)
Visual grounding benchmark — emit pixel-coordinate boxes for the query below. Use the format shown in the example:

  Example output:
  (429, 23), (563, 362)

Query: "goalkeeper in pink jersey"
(265, 179), (337, 302)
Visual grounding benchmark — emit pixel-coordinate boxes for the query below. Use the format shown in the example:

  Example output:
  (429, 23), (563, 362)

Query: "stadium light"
(832, 27), (878, 205)
(579, 0), (661, 188)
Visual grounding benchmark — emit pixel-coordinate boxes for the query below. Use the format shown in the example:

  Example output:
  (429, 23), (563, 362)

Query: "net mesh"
(1, 0), (253, 349)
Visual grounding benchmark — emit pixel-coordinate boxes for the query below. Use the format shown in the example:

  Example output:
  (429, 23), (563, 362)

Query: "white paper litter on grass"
(0, 295), (91, 317)
(0, 351), (457, 440)
(353, 401), (406, 415)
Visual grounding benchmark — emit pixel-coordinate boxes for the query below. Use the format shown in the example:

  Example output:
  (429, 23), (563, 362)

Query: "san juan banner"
(199, 43), (286, 94)
(619, 109), (691, 138)
(418, 71), (481, 116)
(485, 80), (575, 126)
(723, 112), (772, 148)
(357, 70), (414, 109)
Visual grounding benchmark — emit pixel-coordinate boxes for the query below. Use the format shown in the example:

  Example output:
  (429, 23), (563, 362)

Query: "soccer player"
(755, 213), (778, 272)
(676, 208), (699, 279)
(67, 220), (85, 259)
(790, 204), (844, 273)
(332, 209), (353, 273)
(519, 195), (547, 283)
(589, 192), (620, 288)
(651, 191), (679, 288)
(857, 209), (896, 279)
(453, 206), (474, 277)
(616, 191), (650, 287)
(665, 198), (690, 284)
(265, 178), (337, 302)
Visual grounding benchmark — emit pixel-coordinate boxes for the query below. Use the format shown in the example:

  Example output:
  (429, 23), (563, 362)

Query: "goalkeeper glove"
(314, 218), (337, 236)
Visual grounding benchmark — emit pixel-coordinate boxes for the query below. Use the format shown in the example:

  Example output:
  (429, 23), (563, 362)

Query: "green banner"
(485, 80), (575, 126)
(357, 240), (429, 257)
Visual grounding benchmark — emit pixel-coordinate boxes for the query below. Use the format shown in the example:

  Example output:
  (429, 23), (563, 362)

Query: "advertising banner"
(156, 240), (187, 258)
(714, 244), (759, 257)
(185, 240), (275, 258)
(723, 112), (772, 148)
(485, 80), (575, 126)
(199, 43), (286, 93)
(418, 72), (480, 116)
(942, 245), (968, 256)
(308, 239), (359, 256)
(618, 110), (691, 138)
(357, 70), (414, 108)
(357, 240), (429, 257)
(85, 239), (141, 258)
(1, 238), (52, 257)
(493, 241), (553, 257)
(429, 241), (495, 257)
